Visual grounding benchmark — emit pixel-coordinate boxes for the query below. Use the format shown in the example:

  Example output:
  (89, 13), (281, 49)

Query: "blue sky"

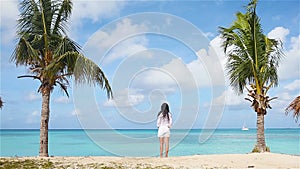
(0, 0), (299, 129)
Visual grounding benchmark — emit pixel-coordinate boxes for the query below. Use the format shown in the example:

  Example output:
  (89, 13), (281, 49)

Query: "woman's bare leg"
(159, 137), (164, 157)
(165, 137), (169, 157)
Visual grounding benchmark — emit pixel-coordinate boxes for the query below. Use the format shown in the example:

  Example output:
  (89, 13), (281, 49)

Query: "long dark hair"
(158, 103), (170, 121)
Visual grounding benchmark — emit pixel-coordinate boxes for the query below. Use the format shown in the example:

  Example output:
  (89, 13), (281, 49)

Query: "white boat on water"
(242, 123), (249, 131)
(242, 126), (249, 131)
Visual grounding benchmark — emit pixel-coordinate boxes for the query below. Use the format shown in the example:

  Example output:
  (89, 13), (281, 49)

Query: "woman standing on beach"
(157, 103), (172, 158)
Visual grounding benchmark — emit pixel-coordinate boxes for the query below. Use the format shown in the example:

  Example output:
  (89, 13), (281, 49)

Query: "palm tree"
(0, 97), (3, 109)
(285, 96), (300, 123)
(11, 0), (112, 157)
(219, 0), (283, 152)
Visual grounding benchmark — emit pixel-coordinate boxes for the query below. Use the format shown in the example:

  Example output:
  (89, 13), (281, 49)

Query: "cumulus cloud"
(271, 91), (297, 112)
(270, 80), (300, 114)
(71, 109), (81, 116)
(104, 88), (145, 107)
(54, 96), (71, 104)
(215, 88), (245, 106)
(200, 27), (298, 109)
(127, 56), (202, 99)
(267, 27), (290, 43)
(0, 0), (19, 46)
(132, 68), (177, 93)
(284, 80), (300, 91)
(105, 36), (148, 64)
(26, 110), (39, 124)
(265, 27), (299, 80)
(71, 0), (126, 27)
(278, 35), (300, 80)
(131, 35), (226, 92)
(84, 18), (148, 64)
(205, 86), (248, 110)
(209, 27), (299, 109)
(203, 32), (215, 38)
(188, 35), (226, 87)
(69, 1), (126, 41)
(25, 91), (41, 101)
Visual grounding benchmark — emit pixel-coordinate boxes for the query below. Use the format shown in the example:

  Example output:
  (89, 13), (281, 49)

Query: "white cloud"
(272, 15), (282, 21)
(71, 0), (126, 27)
(130, 35), (226, 93)
(132, 68), (177, 93)
(200, 27), (299, 86)
(104, 99), (115, 107)
(130, 57), (200, 95)
(267, 27), (290, 43)
(208, 87), (247, 108)
(266, 27), (299, 80)
(205, 27), (299, 84)
(278, 35), (300, 80)
(271, 91), (296, 112)
(26, 110), (39, 124)
(104, 88), (145, 107)
(0, 0), (19, 46)
(284, 80), (300, 91)
(84, 18), (148, 64)
(105, 36), (148, 64)
(203, 32), (215, 38)
(25, 91), (41, 101)
(124, 36), (226, 95)
(188, 35), (226, 87)
(54, 96), (71, 104)
(71, 109), (81, 116)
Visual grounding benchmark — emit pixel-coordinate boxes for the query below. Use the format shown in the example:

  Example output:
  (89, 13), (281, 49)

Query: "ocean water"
(0, 129), (299, 157)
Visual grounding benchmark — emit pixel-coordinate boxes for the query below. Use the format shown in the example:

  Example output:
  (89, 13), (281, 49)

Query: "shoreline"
(1, 153), (299, 169)
(1, 127), (299, 130)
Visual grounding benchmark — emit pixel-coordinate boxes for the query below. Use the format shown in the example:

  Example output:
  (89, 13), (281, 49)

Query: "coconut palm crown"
(11, 0), (112, 157)
(285, 96), (300, 123)
(219, 0), (283, 152)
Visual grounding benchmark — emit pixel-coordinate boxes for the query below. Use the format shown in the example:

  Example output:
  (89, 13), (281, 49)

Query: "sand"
(1, 153), (299, 169)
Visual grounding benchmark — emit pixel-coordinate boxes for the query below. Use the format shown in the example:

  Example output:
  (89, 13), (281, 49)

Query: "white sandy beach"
(2, 153), (299, 169)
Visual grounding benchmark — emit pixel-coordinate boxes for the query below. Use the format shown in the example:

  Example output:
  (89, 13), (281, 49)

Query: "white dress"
(157, 113), (172, 137)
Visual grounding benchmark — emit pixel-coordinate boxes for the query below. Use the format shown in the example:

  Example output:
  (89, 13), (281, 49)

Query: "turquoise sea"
(0, 129), (299, 157)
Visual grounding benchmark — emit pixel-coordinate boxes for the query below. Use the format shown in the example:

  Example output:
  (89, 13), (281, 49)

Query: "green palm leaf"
(219, 0), (283, 153)
(11, 0), (112, 157)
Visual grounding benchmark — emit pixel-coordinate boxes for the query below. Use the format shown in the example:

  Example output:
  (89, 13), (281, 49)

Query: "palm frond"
(11, 37), (41, 66)
(52, 0), (72, 35)
(53, 36), (81, 57)
(0, 97), (3, 109)
(18, 0), (39, 35)
(45, 51), (112, 99)
(18, 75), (40, 80)
(13, 0), (112, 100)
(74, 56), (113, 99)
(40, 0), (53, 34)
(285, 96), (300, 122)
(13, 0), (112, 157)
(55, 80), (69, 97)
(219, 0), (283, 96)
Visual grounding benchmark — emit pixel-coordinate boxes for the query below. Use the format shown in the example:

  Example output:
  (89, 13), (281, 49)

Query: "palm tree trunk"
(39, 86), (51, 157)
(255, 112), (267, 152)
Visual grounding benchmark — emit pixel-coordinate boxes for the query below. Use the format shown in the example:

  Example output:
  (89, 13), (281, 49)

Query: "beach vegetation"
(100, 166), (116, 169)
(252, 145), (270, 153)
(153, 165), (173, 169)
(219, 0), (284, 153)
(11, 0), (112, 157)
(0, 158), (55, 169)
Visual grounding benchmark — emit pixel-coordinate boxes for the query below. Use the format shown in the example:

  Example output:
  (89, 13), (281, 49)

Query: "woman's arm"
(168, 113), (172, 128)
(157, 115), (161, 128)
